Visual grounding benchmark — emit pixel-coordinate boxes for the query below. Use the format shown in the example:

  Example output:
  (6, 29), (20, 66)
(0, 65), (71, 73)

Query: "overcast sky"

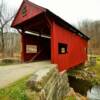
(4, 0), (100, 25)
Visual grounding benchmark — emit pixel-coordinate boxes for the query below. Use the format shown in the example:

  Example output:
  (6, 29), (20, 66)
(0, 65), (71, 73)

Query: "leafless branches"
(78, 20), (100, 54)
(0, 0), (17, 58)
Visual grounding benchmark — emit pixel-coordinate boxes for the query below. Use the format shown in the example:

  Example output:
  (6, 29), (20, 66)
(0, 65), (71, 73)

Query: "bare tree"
(0, 0), (16, 58)
(78, 20), (100, 55)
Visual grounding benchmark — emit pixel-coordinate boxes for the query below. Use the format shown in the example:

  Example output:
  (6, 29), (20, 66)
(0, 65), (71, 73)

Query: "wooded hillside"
(78, 20), (100, 55)
(0, 32), (21, 58)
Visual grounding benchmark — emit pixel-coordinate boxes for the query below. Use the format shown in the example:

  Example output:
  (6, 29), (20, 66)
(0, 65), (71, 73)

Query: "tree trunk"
(1, 28), (5, 58)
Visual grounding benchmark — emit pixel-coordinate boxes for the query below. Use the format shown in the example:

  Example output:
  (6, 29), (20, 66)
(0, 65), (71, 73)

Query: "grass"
(0, 74), (32, 100)
(0, 55), (100, 100)
(87, 55), (100, 85)
(65, 96), (76, 100)
(0, 62), (15, 66)
(0, 58), (20, 66)
(67, 55), (100, 96)
(0, 62), (20, 67)
(68, 55), (100, 86)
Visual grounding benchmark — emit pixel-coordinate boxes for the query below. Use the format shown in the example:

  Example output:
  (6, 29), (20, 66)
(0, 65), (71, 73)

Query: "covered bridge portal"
(11, 0), (89, 71)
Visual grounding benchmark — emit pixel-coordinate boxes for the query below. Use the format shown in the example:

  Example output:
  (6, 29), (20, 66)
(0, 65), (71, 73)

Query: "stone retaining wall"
(26, 65), (69, 100)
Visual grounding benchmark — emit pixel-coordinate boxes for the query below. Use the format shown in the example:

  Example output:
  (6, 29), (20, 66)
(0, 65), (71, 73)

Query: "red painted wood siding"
(51, 21), (88, 71)
(11, 0), (89, 71)
(12, 1), (45, 26)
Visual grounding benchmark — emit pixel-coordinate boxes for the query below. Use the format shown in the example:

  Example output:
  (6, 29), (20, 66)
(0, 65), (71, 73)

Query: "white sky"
(4, 0), (100, 25)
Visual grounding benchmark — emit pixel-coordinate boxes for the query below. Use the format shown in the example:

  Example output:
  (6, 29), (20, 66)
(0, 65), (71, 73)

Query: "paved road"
(0, 61), (51, 89)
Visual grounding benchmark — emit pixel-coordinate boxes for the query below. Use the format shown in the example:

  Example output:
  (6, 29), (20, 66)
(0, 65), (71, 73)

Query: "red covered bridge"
(11, 0), (89, 71)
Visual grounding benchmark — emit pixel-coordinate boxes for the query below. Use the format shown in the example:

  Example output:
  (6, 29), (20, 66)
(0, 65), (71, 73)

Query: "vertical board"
(51, 21), (88, 71)
(12, 0), (45, 26)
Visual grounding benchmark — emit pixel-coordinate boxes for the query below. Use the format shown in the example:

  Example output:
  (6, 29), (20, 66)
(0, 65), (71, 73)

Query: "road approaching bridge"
(0, 61), (51, 89)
